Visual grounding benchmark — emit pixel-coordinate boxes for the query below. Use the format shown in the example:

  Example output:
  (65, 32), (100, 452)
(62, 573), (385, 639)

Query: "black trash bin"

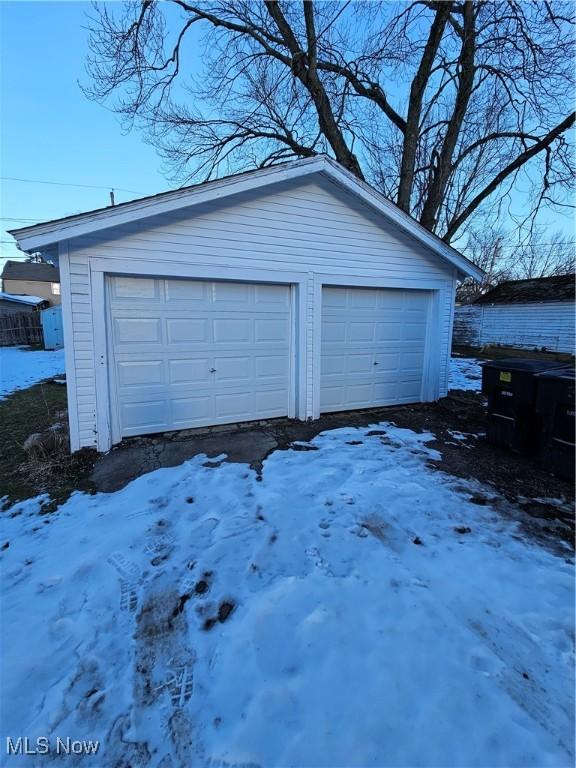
(481, 358), (567, 454)
(535, 367), (575, 482)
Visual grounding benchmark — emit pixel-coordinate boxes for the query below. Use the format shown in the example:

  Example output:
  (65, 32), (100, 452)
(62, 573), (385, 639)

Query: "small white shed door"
(109, 277), (291, 438)
(321, 286), (429, 412)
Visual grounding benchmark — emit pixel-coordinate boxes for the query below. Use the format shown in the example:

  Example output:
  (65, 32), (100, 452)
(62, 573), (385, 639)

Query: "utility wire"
(459, 242), (576, 249)
(0, 176), (143, 194)
(0, 217), (44, 223)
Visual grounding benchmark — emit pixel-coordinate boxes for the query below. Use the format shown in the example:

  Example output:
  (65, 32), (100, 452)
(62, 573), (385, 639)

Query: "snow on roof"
(0, 291), (47, 305)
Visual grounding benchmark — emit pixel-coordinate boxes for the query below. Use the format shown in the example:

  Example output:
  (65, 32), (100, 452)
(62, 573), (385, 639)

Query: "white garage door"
(108, 277), (291, 437)
(321, 286), (429, 412)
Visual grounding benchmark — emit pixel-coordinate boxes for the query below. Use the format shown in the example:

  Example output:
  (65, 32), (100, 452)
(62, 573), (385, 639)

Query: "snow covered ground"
(449, 356), (483, 391)
(2, 424), (573, 767)
(0, 346), (65, 399)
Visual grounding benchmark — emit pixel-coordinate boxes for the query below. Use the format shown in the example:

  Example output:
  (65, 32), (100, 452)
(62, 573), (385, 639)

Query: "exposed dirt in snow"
(243, 393), (574, 551)
(380, 392), (574, 549)
(2, 424), (574, 768)
(0, 380), (97, 507)
(92, 391), (573, 552)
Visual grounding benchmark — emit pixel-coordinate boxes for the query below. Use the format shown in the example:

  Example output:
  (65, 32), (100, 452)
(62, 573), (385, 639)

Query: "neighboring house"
(453, 274), (575, 354)
(9, 156), (482, 452)
(1, 260), (61, 306)
(0, 291), (49, 315)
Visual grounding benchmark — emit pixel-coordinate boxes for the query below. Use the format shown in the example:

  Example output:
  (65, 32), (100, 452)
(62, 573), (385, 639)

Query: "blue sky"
(0, 1), (174, 268)
(0, 1), (573, 272)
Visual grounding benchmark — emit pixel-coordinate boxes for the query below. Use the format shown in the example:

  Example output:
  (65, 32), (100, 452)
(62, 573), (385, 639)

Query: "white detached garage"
(10, 156), (482, 451)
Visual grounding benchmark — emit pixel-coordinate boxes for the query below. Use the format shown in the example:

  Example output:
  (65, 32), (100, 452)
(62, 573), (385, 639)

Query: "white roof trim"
(8, 156), (483, 280)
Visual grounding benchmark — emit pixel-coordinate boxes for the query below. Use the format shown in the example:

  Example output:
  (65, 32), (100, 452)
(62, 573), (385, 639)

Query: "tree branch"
(397, 2), (451, 211)
(444, 111), (576, 240)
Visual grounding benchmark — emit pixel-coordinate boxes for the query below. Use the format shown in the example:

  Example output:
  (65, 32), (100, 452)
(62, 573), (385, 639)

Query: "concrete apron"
(90, 409), (411, 493)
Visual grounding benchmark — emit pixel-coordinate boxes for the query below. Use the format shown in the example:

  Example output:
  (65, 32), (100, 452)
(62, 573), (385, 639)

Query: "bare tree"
(85, 0), (575, 243)
(456, 228), (575, 302)
(514, 231), (576, 280)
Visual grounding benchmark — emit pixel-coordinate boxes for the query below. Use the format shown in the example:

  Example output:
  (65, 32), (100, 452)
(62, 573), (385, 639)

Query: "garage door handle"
(209, 368), (217, 373)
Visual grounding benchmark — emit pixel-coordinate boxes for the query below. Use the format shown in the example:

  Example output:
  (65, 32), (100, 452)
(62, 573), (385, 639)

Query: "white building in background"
(454, 275), (575, 355)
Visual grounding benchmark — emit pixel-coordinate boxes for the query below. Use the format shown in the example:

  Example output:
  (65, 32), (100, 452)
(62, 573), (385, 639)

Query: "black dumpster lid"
(535, 366), (575, 381)
(480, 358), (568, 373)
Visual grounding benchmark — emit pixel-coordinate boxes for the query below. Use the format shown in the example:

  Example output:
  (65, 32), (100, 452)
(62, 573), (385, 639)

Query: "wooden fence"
(0, 312), (44, 346)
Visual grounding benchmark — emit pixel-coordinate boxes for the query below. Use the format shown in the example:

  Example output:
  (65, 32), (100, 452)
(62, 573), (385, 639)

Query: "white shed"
(10, 156), (482, 452)
(454, 275), (575, 354)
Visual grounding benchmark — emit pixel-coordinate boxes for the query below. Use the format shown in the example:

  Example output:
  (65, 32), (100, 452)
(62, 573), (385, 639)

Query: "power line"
(0, 176), (143, 194)
(0, 217), (44, 223)
(460, 242), (576, 249)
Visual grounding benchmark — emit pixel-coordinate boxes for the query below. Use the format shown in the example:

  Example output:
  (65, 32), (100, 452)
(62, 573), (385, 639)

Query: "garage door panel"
(322, 287), (347, 308)
(401, 351), (425, 369)
(171, 395), (213, 426)
(322, 321), (347, 343)
(109, 277), (291, 437)
(213, 356), (251, 382)
(321, 354), (346, 376)
(349, 289), (378, 309)
(345, 383), (373, 404)
(168, 358), (211, 385)
(117, 360), (164, 387)
(112, 277), (159, 300)
(347, 354), (374, 374)
(255, 318), (289, 342)
(321, 286), (429, 413)
(380, 294), (404, 310)
(121, 399), (170, 433)
(167, 318), (209, 344)
(349, 322), (376, 343)
(373, 352), (401, 369)
(320, 386), (344, 407)
(213, 318), (251, 343)
(372, 381), (401, 400)
(213, 282), (251, 304)
(165, 279), (207, 302)
(396, 381), (422, 399)
(255, 355), (289, 379)
(376, 307), (405, 321)
(114, 317), (162, 344)
(404, 322), (427, 341)
(256, 389), (290, 412)
(214, 391), (253, 418)
(255, 284), (290, 307)
(375, 322), (402, 341)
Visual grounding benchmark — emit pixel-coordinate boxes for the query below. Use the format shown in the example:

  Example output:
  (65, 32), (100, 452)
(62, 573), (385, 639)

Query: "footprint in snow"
(108, 553), (143, 614)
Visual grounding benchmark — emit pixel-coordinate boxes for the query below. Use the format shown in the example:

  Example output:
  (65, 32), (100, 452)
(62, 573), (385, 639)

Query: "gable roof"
(1, 259), (60, 283)
(8, 155), (483, 281)
(0, 291), (48, 306)
(475, 274), (575, 305)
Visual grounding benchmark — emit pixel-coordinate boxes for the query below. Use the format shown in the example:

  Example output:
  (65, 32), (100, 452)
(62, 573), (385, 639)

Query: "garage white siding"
(60, 175), (458, 449)
(109, 277), (291, 437)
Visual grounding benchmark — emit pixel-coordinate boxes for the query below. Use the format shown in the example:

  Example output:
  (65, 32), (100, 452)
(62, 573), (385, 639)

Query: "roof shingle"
(475, 274), (575, 304)
(1, 260), (60, 283)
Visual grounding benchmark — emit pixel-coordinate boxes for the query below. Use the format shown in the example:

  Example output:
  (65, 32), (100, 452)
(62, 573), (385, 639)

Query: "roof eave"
(9, 155), (484, 282)
(8, 157), (325, 252)
(319, 157), (484, 281)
